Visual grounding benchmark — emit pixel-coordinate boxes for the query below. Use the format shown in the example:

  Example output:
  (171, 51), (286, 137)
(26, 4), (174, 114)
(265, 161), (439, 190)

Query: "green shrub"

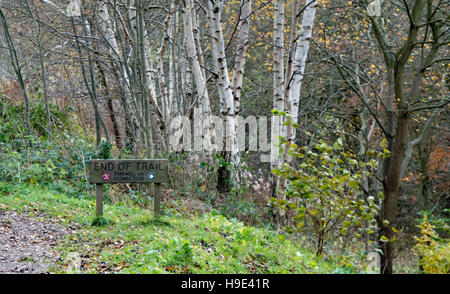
(0, 99), (69, 142)
(414, 215), (450, 274)
(272, 117), (381, 256)
(169, 239), (194, 266)
(91, 215), (110, 226)
(0, 99), (97, 195)
(0, 182), (16, 196)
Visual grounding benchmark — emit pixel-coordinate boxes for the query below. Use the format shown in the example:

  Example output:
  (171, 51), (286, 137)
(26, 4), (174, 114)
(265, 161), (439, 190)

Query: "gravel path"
(0, 209), (67, 274)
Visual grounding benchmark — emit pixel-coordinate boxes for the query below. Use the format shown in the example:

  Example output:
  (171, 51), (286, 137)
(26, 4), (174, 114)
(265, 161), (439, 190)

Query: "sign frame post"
(88, 159), (169, 219)
(154, 183), (161, 218)
(95, 183), (103, 217)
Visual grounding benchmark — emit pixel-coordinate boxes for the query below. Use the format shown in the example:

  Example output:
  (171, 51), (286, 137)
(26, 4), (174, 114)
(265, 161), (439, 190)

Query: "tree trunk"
(96, 59), (122, 149)
(182, 0), (215, 153)
(270, 0), (285, 205)
(0, 5), (32, 139)
(277, 0), (317, 202)
(379, 111), (409, 274)
(71, 15), (109, 145)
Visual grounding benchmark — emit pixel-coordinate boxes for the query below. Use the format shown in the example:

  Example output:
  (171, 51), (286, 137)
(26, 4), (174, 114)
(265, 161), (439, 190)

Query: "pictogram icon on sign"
(148, 172), (156, 181)
(102, 173), (111, 181)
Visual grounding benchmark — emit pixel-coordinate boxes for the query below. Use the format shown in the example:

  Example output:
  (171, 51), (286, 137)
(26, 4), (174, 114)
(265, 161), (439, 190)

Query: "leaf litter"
(0, 208), (68, 273)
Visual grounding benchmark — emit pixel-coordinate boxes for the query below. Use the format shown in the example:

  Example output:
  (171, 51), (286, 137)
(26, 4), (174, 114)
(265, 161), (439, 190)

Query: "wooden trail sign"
(89, 159), (169, 218)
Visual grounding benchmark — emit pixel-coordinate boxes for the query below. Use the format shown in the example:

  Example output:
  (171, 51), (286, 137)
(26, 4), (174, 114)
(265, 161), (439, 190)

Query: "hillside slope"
(0, 182), (339, 274)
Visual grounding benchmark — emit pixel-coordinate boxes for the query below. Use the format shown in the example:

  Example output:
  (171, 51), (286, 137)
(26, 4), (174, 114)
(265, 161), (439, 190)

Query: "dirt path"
(0, 208), (68, 273)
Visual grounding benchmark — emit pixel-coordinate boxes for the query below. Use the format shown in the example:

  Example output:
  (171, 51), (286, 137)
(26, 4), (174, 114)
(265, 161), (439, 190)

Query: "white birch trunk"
(271, 0), (285, 169)
(273, 1), (317, 222)
(232, 0), (252, 113)
(284, 1), (317, 161)
(168, 5), (177, 116)
(182, 0), (214, 152)
(98, 0), (135, 131)
(206, 0), (240, 181)
(156, 1), (175, 123)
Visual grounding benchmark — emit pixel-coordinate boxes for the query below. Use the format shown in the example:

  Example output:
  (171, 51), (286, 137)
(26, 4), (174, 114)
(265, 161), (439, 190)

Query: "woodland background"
(0, 0), (448, 274)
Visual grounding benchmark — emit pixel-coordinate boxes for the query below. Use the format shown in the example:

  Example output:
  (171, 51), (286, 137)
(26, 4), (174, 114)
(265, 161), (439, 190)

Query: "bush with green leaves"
(171, 239), (194, 265)
(272, 123), (381, 256)
(414, 214), (450, 274)
(0, 98), (69, 142)
(416, 210), (450, 238)
(0, 99), (97, 196)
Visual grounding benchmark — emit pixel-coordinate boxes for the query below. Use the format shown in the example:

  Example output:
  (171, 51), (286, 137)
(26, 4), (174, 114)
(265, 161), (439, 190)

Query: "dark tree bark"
(95, 57), (123, 149)
(364, 0), (447, 274)
(0, 5), (31, 139)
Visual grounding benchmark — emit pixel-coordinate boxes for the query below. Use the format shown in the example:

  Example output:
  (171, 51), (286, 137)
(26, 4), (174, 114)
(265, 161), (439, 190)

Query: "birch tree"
(283, 1), (317, 164)
(271, 1), (318, 221)
(181, 0), (215, 153)
(271, 0), (285, 175)
(278, 0), (317, 193)
(206, 0), (252, 193)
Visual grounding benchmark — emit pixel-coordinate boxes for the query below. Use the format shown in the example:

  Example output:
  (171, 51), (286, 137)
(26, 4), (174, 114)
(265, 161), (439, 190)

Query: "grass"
(0, 182), (342, 274)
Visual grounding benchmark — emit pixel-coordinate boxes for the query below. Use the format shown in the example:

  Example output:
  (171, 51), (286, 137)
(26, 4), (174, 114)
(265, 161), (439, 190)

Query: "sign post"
(89, 159), (169, 218)
(154, 183), (161, 217)
(95, 184), (104, 217)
